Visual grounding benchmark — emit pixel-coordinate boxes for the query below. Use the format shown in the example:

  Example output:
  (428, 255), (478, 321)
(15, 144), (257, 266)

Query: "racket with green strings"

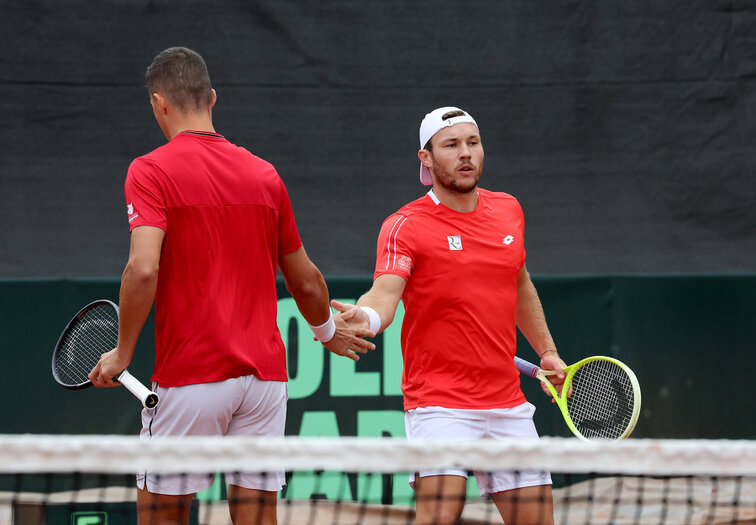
(515, 355), (641, 441)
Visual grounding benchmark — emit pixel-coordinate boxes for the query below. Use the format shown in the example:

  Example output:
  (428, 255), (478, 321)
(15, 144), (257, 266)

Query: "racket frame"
(52, 299), (159, 409)
(515, 355), (641, 441)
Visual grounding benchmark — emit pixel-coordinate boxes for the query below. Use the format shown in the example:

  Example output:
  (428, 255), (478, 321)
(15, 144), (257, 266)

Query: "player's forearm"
(117, 259), (159, 360)
(278, 247), (332, 326)
(286, 269), (331, 326)
(355, 293), (398, 333)
(516, 274), (557, 357)
(353, 274), (406, 333)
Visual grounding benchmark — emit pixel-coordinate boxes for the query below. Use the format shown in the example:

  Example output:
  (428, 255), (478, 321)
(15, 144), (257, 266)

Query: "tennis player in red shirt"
(87, 47), (374, 525)
(332, 107), (566, 524)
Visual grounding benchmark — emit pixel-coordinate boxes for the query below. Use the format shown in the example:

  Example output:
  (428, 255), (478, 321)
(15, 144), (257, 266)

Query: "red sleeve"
(124, 158), (167, 232)
(276, 177), (302, 256)
(517, 199), (527, 269)
(373, 213), (414, 280)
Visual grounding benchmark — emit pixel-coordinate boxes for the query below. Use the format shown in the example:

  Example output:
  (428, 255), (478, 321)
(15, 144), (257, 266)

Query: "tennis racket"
(52, 299), (159, 409)
(515, 355), (641, 441)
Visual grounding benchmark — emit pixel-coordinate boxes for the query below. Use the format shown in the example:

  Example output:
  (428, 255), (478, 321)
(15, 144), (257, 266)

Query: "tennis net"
(1, 435), (754, 524)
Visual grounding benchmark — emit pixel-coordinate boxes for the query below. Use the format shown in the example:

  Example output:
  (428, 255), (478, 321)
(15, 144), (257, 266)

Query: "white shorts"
(137, 374), (288, 495)
(404, 402), (552, 495)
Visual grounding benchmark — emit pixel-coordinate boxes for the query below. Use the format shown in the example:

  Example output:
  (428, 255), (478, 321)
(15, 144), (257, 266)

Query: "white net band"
(1, 435), (754, 476)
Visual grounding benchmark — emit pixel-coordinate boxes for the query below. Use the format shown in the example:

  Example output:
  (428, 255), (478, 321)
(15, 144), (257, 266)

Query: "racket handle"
(116, 370), (160, 409)
(514, 356), (541, 378)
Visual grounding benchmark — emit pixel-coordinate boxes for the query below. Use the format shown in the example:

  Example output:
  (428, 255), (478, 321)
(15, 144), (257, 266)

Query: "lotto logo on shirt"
(447, 235), (462, 251)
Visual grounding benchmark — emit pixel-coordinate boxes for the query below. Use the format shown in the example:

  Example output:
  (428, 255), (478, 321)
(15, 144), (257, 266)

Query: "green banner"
(1, 275), (753, 441)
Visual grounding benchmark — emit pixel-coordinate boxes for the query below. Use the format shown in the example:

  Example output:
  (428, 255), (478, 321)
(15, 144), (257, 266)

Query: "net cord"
(0, 436), (754, 477)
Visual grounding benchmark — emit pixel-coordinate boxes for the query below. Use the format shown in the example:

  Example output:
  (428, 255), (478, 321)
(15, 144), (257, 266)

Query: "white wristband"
(308, 313), (336, 343)
(360, 306), (381, 333)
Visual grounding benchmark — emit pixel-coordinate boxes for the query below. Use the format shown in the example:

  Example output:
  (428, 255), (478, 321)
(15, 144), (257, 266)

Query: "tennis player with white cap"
(332, 106), (566, 524)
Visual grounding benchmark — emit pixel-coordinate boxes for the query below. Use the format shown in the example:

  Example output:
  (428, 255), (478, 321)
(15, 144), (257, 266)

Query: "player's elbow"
(124, 258), (159, 285)
(285, 265), (326, 303)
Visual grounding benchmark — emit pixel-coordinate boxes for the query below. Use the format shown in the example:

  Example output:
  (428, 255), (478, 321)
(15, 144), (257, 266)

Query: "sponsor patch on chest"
(447, 235), (463, 250)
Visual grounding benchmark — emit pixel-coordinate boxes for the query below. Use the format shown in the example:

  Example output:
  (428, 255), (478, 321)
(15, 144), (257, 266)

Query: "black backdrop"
(2, 0), (755, 278)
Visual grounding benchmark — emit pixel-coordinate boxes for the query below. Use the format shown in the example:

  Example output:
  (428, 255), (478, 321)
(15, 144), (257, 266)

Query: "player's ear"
(418, 149), (432, 167)
(151, 92), (169, 115)
(209, 88), (217, 108)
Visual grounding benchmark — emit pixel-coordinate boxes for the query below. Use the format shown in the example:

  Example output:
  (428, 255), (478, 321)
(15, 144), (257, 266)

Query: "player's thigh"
(491, 484), (554, 525)
(137, 487), (193, 525)
(474, 403), (552, 495)
(225, 377), (287, 493)
(228, 485), (278, 525)
(138, 378), (245, 496)
(405, 406), (485, 485)
(414, 474), (468, 525)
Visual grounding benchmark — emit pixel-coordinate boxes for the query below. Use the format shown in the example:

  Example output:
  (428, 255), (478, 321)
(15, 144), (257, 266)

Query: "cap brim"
(419, 165), (432, 186)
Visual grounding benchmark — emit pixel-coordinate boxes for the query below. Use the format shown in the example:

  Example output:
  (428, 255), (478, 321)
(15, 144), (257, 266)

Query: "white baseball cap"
(418, 106), (478, 185)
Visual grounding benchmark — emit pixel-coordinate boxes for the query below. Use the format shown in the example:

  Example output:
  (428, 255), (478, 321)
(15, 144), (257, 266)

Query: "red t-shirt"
(374, 189), (527, 410)
(125, 131), (302, 386)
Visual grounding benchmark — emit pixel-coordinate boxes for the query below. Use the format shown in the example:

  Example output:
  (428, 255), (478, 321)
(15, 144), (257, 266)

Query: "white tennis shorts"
(404, 402), (552, 495)
(136, 374), (288, 495)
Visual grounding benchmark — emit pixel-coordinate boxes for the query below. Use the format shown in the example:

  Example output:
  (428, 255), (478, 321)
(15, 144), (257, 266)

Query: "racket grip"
(514, 356), (540, 378)
(116, 370), (160, 409)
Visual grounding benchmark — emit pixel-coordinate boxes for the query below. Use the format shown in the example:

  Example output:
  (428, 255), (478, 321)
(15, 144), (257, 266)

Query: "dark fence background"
(1, 2), (753, 441)
(1, 0), (755, 277)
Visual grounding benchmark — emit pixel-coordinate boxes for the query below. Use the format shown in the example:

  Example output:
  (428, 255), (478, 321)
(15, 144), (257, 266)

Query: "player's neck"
(432, 185), (479, 213)
(165, 113), (216, 141)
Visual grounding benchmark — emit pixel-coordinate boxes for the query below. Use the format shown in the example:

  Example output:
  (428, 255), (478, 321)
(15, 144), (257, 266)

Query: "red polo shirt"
(125, 131), (301, 386)
(375, 189), (527, 410)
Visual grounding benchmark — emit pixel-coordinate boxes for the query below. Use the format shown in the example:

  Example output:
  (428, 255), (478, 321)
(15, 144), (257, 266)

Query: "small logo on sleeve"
(127, 202), (139, 223)
(503, 235), (514, 245)
(447, 235), (463, 251)
(397, 255), (413, 272)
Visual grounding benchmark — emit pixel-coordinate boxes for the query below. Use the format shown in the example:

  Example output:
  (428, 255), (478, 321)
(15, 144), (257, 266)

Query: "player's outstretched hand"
(329, 300), (371, 331)
(319, 304), (375, 361)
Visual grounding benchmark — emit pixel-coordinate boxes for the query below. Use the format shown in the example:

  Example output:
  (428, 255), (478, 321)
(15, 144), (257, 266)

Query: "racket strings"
(54, 305), (118, 386)
(566, 360), (635, 440)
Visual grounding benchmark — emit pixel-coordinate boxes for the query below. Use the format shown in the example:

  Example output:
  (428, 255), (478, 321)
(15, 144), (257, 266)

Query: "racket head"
(52, 300), (119, 389)
(555, 356), (641, 441)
